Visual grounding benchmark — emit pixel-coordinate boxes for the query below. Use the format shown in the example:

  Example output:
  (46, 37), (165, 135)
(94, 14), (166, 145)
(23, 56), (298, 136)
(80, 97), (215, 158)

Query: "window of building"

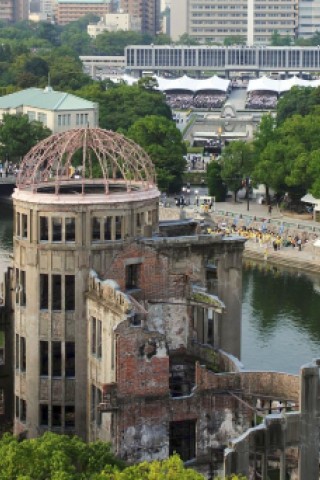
(40, 341), (48, 376)
(15, 396), (19, 418)
(125, 264), (139, 290)
(0, 330), (4, 365)
(52, 405), (62, 427)
(65, 342), (75, 377)
(92, 217), (101, 241)
(65, 218), (75, 242)
(20, 399), (26, 422)
(91, 317), (96, 355)
(22, 214), (28, 238)
(16, 212), (20, 237)
(115, 216), (122, 240)
(40, 216), (49, 241)
(27, 111), (36, 121)
(15, 334), (19, 369)
(40, 404), (48, 425)
(37, 112), (47, 125)
(52, 275), (62, 310)
(97, 320), (102, 358)
(20, 336), (26, 372)
(104, 217), (112, 241)
(20, 270), (26, 306)
(15, 269), (19, 305)
(169, 420), (196, 461)
(91, 385), (102, 425)
(40, 274), (49, 310)
(52, 217), (62, 242)
(65, 405), (75, 427)
(65, 275), (75, 311)
(51, 342), (61, 378)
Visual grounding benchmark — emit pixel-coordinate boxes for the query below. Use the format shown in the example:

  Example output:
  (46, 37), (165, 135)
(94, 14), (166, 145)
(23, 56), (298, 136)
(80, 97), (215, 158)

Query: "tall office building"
(170, 0), (298, 45)
(120, 0), (161, 34)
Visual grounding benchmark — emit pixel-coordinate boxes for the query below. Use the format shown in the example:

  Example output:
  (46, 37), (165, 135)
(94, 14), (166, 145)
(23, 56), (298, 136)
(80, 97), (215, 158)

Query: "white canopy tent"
(247, 75), (320, 94)
(154, 74), (230, 93)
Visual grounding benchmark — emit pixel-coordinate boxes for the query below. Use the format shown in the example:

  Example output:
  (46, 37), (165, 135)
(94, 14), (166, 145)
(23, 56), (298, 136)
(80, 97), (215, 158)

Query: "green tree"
(76, 83), (172, 131)
(97, 455), (205, 479)
(223, 36), (246, 46)
(176, 33), (199, 45)
(251, 113), (276, 204)
(276, 86), (320, 125)
(0, 113), (51, 162)
(270, 30), (292, 46)
(207, 161), (227, 201)
(127, 115), (186, 192)
(220, 141), (253, 202)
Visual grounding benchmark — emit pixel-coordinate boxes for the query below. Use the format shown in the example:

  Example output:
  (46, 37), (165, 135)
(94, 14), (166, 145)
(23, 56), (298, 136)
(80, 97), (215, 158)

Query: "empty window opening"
(65, 405), (75, 427)
(65, 275), (75, 311)
(65, 218), (75, 242)
(91, 317), (97, 355)
(52, 405), (62, 427)
(21, 214), (28, 239)
(169, 420), (196, 462)
(40, 404), (48, 426)
(126, 264), (140, 290)
(115, 216), (122, 240)
(52, 341), (62, 377)
(104, 217), (112, 241)
(15, 334), (19, 369)
(40, 274), (49, 310)
(52, 218), (62, 242)
(20, 270), (26, 306)
(40, 217), (49, 241)
(16, 212), (21, 236)
(20, 399), (26, 422)
(15, 396), (19, 418)
(92, 217), (101, 241)
(40, 341), (48, 376)
(52, 275), (62, 310)
(169, 357), (195, 397)
(20, 337), (26, 372)
(65, 342), (75, 377)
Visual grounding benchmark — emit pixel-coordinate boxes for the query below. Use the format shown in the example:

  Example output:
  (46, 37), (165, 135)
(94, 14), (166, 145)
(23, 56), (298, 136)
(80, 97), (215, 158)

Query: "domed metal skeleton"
(17, 128), (156, 194)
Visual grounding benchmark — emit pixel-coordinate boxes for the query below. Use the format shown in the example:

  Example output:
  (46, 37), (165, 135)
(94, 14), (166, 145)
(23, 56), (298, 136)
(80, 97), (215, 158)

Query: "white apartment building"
(170, 0), (298, 45)
(298, 0), (320, 38)
(87, 13), (141, 37)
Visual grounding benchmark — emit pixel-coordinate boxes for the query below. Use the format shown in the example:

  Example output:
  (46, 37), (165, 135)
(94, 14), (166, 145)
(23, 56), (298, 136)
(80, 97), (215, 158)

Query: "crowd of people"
(246, 91), (278, 109)
(165, 92), (227, 110)
(206, 219), (310, 254)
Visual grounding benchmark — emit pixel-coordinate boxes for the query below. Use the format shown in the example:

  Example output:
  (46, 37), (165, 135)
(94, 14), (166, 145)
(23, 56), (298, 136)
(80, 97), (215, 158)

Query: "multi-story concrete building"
(0, 87), (98, 134)
(119, 0), (161, 34)
(0, 0), (28, 22)
(87, 13), (141, 37)
(170, 0), (298, 45)
(55, 0), (116, 25)
(298, 0), (320, 38)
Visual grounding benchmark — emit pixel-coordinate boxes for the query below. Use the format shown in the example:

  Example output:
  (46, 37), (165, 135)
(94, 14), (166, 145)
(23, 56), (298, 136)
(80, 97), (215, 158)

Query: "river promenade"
(160, 199), (320, 274)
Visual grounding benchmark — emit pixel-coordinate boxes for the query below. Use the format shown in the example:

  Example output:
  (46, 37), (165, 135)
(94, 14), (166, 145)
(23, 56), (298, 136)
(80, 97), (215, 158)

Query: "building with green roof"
(0, 86), (99, 134)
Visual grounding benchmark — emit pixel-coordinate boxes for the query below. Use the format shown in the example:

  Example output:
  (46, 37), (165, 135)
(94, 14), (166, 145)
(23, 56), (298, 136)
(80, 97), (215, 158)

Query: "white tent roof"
(248, 75), (320, 94)
(301, 193), (320, 205)
(155, 74), (230, 93)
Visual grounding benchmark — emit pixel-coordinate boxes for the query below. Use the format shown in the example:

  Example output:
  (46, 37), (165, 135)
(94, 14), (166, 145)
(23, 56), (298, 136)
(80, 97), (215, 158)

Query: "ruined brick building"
(8, 127), (320, 479)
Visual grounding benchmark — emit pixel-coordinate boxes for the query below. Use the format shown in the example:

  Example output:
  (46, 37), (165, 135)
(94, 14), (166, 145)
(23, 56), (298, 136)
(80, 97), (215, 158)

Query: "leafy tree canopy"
(0, 433), (206, 480)
(127, 115), (186, 192)
(75, 83), (172, 132)
(0, 113), (51, 161)
(207, 161), (227, 201)
(276, 86), (320, 124)
(220, 141), (254, 201)
(223, 36), (246, 46)
(270, 30), (292, 46)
